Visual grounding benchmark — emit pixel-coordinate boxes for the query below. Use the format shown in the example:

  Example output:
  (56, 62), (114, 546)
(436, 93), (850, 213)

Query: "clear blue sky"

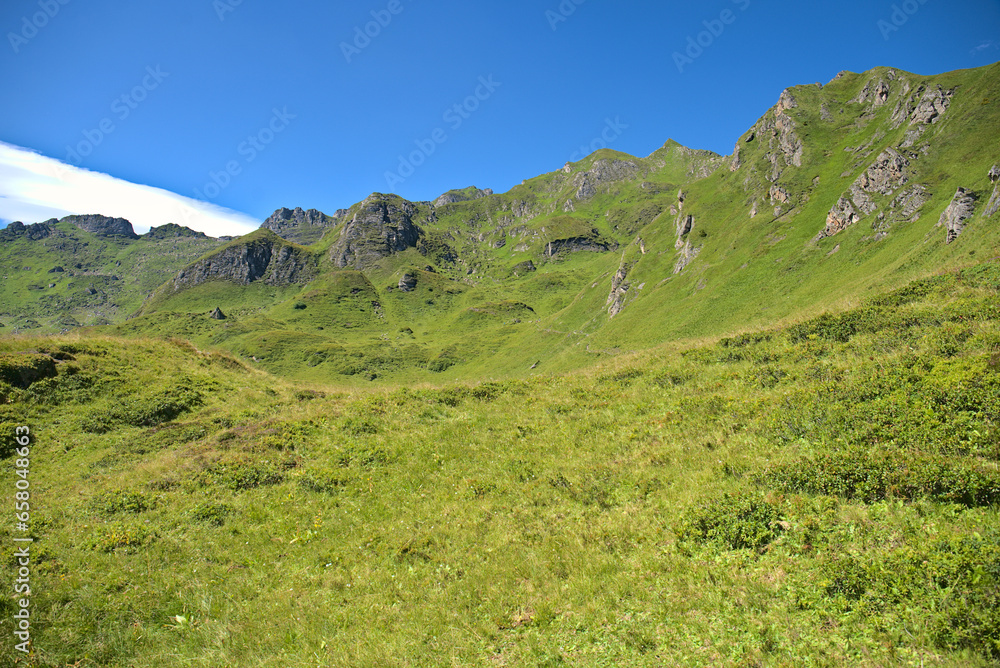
(1, 0), (998, 224)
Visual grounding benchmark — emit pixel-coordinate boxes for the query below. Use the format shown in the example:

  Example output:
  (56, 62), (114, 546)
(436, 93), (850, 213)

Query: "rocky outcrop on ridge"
(171, 231), (318, 290)
(329, 194), (423, 270)
(938, 188), (978, 243)
(63, 214), (139, 239)
(263, 207), (343, 245)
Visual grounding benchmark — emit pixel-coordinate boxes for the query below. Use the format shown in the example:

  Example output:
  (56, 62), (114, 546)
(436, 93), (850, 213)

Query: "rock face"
(433, 187), (493, 208)
(63, 214), (138, 239)
(329, 194), (422, 270)
(145, 223), (209, 240)
(398, 272), (418, 292)
(262, 207), (341, 245)
(210, 307), (226, 320)
(0, 221), (59, 241)
(819, 149), (911, 238)
(511, 260), (536, 276)
(572, 159), (641, 201)
(606, 263), (632, 317)
(939, 188), (977, 243)
(172, 231), (318, 290)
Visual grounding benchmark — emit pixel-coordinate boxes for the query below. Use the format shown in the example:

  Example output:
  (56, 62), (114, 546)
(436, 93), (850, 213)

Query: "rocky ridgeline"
(262, 207), (344, 245)
(1, 215), (212, 243)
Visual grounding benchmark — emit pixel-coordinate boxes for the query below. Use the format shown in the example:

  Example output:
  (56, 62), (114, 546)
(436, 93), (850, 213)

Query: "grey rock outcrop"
(145, 223), (209, 240)
(172, 231), (318, 290)
(819, 149), (912, 238)
(210, 307), (226, 320)
(398, 272), (418, 292)
(262, 207), (341, 245)
(63, 214), (138, 239)
(329, 194), (422, 270)
(0, 221), (59, 241)
(606, 263), (633, 317)
(433, 187), (493, 208)
(572, 159), (641, 201)
(938, 188), (977, 243)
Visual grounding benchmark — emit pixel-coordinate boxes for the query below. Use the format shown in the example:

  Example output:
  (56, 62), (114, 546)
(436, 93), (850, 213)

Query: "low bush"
(675, 491), (785, 551)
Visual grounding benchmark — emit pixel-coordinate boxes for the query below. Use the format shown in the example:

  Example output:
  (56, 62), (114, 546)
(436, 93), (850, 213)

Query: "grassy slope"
(1, 261), (999, 667)
(0, 222), (224, 333)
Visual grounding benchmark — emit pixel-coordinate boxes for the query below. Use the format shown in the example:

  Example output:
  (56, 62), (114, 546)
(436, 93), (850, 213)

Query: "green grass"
(1, 261), (999, 666)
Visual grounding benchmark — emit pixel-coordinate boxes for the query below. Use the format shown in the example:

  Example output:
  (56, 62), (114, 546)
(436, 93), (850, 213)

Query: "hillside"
(1, 261), (998, 666)
(0, 217), (225, 333)
(97, 63), (1000, 384)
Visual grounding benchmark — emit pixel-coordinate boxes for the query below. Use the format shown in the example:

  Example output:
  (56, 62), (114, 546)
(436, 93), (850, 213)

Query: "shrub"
(204, 461), (285, 491)
(299, 468), (351, 494)
(189, 501), (234, 526)
(0, 353), (57, 389)
(88, 523), (154, 552)
(675, 491), (785, 551)
(81, 383), (203, 434)
(89, 489), (152, 516)
(762, 450), (1000, 507)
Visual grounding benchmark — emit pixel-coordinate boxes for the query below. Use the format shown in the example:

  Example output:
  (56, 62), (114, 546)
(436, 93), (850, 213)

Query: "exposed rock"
(990, 165), (1000, 183)
(852, 79), (891, 107)
(673, 241), (701, 274)
(172, 231), (318, 290)
(730, 146), (742, 172)
(769, 185), (790, 204)
(572, 159), (641, 201)
(48, 266), (65, 273)
(511, 260), (536, 276)
(776, 89), (798, 113)
(821, 197), (861, 238)
(985, 185), (1000, 218)
(145, 223), (210, 240)
(210, 307), (226, 320)
(857, 149), (909, 195)
(262, 207), (340, 245)
(938, 188), (977, 243)
(63, 214), (138, 239)
(892, 185), (929, 221)
(0, 221), (59, 241)
(910, 85), (954, 125)
(676, 214), (694, 240)
(398, 272), (418, 292)
(543, 235), (616, 256)
(329, 194), (422, 270)
(433, 187), (493, 208)
(606, 263), (633, 317)
(820, 104), (833, 122)
(775, 112), (803, 167)
(562, 199), (575, 213)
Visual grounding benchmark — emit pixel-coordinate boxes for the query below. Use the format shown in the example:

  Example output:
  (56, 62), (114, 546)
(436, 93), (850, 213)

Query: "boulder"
(398, 273), (418, 292)
(210, 307), (226, 320)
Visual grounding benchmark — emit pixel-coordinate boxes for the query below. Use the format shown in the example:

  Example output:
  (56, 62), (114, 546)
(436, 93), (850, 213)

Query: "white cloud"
(973, 41), (996, 53)
(0, 142), (260, 237)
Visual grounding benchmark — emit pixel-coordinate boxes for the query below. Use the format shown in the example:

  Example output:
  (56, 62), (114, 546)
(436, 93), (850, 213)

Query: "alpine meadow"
(2, 7), (1000, 666)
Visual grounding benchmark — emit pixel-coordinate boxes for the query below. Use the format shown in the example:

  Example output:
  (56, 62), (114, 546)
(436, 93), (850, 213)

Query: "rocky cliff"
(170, 230), (318, 291)
(328, 194), (423, 270)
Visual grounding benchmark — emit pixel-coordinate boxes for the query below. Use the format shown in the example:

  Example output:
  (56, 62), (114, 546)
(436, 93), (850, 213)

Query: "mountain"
(0, 215), (225, 332)
(7, 63), (1000, 382)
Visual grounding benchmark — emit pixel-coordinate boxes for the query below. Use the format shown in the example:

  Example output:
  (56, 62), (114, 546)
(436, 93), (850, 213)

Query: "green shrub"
(762, 450), (1000, 507)
(675, 491), (785, 551)
(204, 460), (285, 491)
(298, 468), (351, 494)
(189, 501), (234, 526)
(82, 383), (203, 434)
(0, 353), (57, 389)
(88, 523), (154, 552)
(89, 489), (152, 516)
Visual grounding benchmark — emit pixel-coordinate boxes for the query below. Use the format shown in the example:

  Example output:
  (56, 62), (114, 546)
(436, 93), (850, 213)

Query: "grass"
(0, 261), (998, 666)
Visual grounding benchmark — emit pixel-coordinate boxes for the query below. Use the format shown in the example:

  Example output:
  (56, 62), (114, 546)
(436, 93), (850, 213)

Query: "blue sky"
(1, 0), (998, 234)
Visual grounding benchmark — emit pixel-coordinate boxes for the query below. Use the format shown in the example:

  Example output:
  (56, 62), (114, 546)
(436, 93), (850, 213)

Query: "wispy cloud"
(972, 40), (996, 53)
(0, 142), (259, 237)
